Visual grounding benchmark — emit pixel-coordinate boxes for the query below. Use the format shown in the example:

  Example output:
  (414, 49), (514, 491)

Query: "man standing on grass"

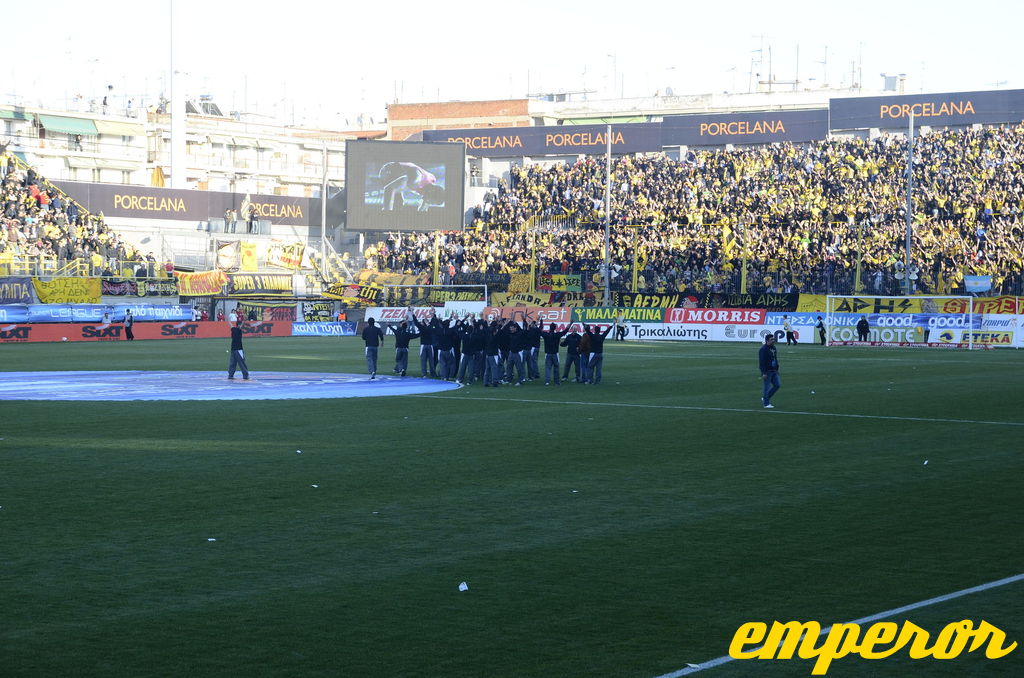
(388, 320), (417, 376)
(413, 312), (437, 378)
(582, 322), (612, 384)
(362, 317), (384, 380)
(541, 323), (569, 385)
(759, 333), (780, 408)
(857, 315), (870, 342)
(228, 321), (249, 380)
(561, 327), (583, 383)
(816, 315), (826, 345)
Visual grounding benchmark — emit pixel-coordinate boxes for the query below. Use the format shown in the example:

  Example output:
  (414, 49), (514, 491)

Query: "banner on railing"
(226, 273), (293, 297)
(235, 301), (296, 321)
(0, 276), (33, 304)
(215, 240), (240, 271)
(32, 277), (101, 304)
(240, 241), (258, 272)
(452, 272), (510, 290)
(100, 278), (178, 297)
(301, 301), (335, 321)
(702, 292), (799, 311)
(266, 240), (306, 270)
(537, 273), (582, 292)
(174, 270), (227, 296)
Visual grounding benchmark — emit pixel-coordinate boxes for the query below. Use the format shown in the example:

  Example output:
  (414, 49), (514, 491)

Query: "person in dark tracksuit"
(473, 320), (488, 383)
(561, 328), (583, 382)
(856, 315), (870, 342)
(759, 333), (780, 408)
(434, 319), (457, 381)
(506, 321), (528, 385)
(815, 316), (827, 346)
(455, 318), (480, 385)
(413, 313), (438, 377)
(451, 319), (463, 376)
(496, 317), (512, 382)
(389, 321), (417, 376)
(483, 319), (506, 387)
(582, 323), (612, 384)
(362, 317), (384, 379)
(123, 310), (135, 341)
(227, 321), (249, 380)
(525, 321), (542, 380)
(541, 323), (569, 385)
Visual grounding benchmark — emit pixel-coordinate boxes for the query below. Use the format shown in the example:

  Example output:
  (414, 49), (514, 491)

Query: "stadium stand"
(365, 124), (1024, 295)
(0, 144), (167, 278)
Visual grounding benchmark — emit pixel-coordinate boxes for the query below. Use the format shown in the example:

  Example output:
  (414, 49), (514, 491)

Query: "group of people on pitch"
(360, 311), (612, 386)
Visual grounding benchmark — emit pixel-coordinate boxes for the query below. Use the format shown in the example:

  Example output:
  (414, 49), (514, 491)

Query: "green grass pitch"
(1, 337), (1021, 677)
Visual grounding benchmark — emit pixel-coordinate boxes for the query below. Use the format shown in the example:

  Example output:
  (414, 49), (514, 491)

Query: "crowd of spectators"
(0, 145), (161, 277)
(365, 124), (1024, 295)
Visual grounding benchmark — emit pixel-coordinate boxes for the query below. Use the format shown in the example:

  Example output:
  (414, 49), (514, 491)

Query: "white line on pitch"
(410, 395), (1024, 427)
(652, 572), (1024, 677)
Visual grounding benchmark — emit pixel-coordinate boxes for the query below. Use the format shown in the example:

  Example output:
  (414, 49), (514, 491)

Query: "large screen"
(345, 140), (466, 231)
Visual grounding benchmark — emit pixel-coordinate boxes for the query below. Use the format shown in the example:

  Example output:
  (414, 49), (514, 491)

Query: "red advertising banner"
(0, 321), (293, 343)
(666, 308), (766, 324)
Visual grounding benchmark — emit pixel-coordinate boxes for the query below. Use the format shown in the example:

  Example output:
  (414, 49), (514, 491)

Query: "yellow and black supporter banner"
(175, 270), (228, 297)
(32, 277), (101, 304)
(226, 273), (293, 297)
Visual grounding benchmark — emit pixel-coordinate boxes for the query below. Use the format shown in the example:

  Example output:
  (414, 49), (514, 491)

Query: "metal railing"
(0, 255), (175, 279)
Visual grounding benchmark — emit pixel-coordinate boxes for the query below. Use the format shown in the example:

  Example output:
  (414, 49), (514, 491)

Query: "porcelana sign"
(729, 619), (1017, 675)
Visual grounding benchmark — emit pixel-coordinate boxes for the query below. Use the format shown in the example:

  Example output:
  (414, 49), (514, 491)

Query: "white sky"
(3, 0), (1020, 128)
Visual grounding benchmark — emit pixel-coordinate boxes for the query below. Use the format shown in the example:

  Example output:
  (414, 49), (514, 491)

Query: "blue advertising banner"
(0, 305), (30, 323)
(661, 109), (828, 146)
(0, 276), (34, 304)
(766, 311), (858, 327)
(829, 89), (1024, 130)
(2, 303), (192, 323)
(423, 123), (662, 157)
(291, 321), (357, 336)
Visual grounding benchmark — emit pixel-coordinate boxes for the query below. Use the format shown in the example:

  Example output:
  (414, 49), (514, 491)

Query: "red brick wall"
(388, 99), (529, 121)
(387, 99), (532, 140)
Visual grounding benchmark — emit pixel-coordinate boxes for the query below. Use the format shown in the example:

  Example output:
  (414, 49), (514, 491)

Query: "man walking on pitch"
(759, 334), (780, 408)
(227, 320), (249, 380)
(815, 315), (826, 345)
(123, 310), (135, 341)
(783, 314), (797, 345)
(362, 317), (385, 379)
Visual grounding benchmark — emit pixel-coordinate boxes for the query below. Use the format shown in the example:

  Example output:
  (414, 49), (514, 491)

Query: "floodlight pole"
(604, 124), (612, 307)
(904, 111), (914, 295)
(321, 142), (328, 264)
